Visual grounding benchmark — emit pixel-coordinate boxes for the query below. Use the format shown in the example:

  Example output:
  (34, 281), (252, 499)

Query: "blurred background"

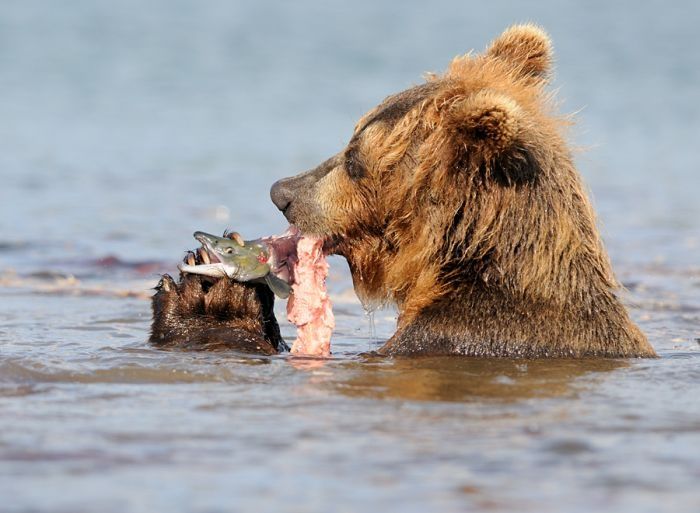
(1, 0), (698, 266)
(0, 2), (699, 513)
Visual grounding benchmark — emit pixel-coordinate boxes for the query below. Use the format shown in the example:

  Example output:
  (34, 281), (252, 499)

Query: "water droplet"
(361, 301), (377, 348)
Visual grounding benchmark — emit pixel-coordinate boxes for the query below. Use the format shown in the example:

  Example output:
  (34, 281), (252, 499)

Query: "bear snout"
(270, 157), (341, 225)
(270, 178), (296, 213)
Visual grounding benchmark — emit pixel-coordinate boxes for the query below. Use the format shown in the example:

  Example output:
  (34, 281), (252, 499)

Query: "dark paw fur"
(150, 270), (287, 355)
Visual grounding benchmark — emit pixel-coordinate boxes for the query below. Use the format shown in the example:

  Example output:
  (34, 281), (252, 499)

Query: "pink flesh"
(286, 236), (334, 357)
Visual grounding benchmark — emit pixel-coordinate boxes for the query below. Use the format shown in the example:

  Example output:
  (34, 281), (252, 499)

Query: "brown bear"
(269, 24), (657, 358)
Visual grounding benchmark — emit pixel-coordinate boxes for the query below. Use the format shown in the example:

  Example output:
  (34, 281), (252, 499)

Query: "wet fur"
(270, 25), (656, 358)
(150, 273), (286, 354)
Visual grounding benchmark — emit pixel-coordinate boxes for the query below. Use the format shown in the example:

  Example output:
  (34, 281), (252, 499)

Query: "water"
(1, 1), (699, 512)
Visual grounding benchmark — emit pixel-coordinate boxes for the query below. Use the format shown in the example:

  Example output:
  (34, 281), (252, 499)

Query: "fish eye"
(225, 248), (233, 254)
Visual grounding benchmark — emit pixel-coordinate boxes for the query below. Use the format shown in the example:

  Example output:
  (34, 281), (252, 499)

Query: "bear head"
(270, 25), (616, 321)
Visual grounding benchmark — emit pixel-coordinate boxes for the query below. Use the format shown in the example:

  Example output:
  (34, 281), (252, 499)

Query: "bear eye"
(344, 147), (365, 179)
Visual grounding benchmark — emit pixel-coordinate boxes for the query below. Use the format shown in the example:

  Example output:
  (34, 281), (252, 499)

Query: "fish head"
(193, 231), (242, 262)
(191, 231), (271, 281)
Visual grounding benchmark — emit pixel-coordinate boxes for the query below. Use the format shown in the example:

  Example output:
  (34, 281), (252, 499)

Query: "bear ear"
(446, 90), (523, 156)
(486, 24), (553, 80)
(444, 91), (539, 186)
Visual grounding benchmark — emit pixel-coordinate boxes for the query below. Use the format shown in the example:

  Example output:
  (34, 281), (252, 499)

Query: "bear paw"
(150, 252), (287, 354)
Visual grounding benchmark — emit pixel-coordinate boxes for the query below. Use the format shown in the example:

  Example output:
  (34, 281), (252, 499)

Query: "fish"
(178, 231), (292, 299)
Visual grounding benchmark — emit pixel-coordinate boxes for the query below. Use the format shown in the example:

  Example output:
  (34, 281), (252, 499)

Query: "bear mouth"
(184, 225), (335, 357)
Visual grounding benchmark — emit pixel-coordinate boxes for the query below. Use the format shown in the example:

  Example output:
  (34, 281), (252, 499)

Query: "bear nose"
(270, 179), (294, 212)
